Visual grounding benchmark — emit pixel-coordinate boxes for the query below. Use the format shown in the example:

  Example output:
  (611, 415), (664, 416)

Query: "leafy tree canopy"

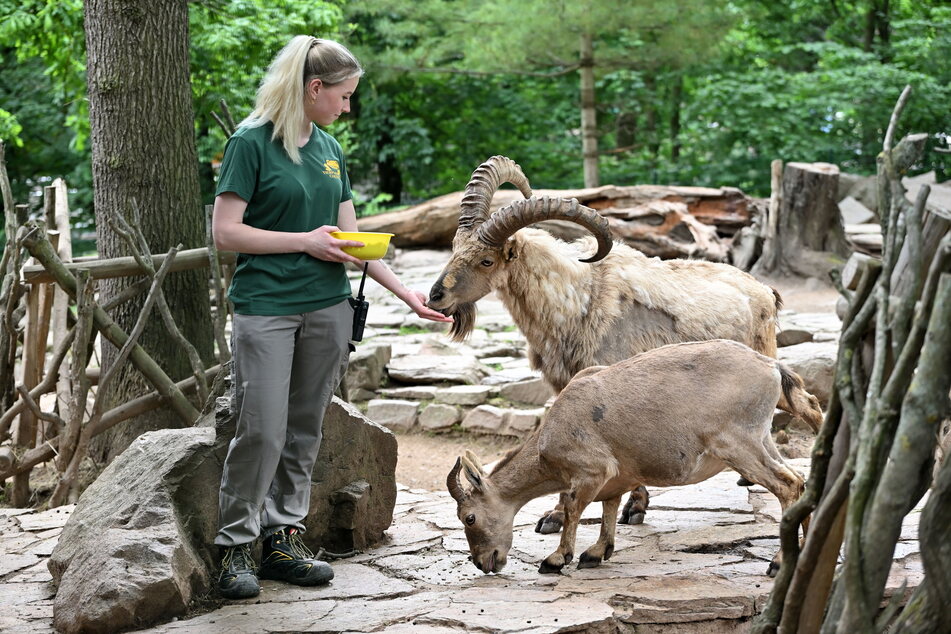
(1, 0), (949, 230)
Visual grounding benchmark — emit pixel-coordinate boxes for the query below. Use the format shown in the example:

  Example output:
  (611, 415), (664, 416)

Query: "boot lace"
(286, 529), (317, 560)
(220, 543), (257, 578)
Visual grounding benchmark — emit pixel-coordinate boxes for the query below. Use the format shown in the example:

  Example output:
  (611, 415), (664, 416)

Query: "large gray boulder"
(48, 426), (216, 634)
(48, 397), (397, 633)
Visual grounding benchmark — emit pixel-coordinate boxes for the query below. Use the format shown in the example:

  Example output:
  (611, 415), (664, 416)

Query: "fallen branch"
(49, 270), (95, 507)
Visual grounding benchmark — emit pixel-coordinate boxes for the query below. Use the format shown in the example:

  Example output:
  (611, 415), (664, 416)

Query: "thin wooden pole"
(21, 246), (236, 284)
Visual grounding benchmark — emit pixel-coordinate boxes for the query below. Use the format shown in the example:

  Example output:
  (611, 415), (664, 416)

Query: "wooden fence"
(1, 180), (233, 507)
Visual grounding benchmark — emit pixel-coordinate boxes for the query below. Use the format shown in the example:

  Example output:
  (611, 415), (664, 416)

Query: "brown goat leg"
(535, 494), (568, 534)
(727, 444), (807, 577)
(619, 486), (649, 524)
(579, 494), (623, 568)
(539, 478), (603, 574)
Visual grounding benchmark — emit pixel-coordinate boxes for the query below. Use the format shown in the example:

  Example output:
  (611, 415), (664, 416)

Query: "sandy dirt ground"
(393, 274), (840, 492)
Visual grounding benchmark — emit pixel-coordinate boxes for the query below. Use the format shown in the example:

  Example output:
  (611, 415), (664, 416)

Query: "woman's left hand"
(406, 290), (454, 323)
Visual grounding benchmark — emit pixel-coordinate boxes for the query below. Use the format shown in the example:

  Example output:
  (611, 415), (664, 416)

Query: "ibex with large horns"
(448, 340), (822, 576)
(428, 156), (809, 533)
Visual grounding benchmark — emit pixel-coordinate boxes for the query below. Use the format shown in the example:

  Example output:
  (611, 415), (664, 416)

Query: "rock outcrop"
(47, 398), (397, 633)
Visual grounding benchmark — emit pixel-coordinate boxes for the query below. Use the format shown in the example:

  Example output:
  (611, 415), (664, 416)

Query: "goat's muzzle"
(473, 549), (503, 574)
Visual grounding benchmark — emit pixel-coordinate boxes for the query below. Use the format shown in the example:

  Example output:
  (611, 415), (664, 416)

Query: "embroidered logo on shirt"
(322, 159), (341, 179)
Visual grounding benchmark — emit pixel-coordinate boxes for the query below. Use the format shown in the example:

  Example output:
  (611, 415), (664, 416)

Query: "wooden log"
(758, 159), (783, 271)
(891, 206), (950, 299)
(21, 246), (236, 284)
(0, 446), (13, 473)
(841, 253), (879, 291)
(605, 200), (729, 261)
(49, 179), (74, 428)
(357, 184), (756, 248)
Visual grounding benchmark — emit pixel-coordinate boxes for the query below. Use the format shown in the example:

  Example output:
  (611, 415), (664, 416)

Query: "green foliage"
(0, 109), (23, 148)
(592, 2), (951, 195)
(187, 1), (343, 159)
(1, 0), (949, 236)
(352, 191), (395, 217)
(344, 71), (582, 201)
(0, 0), (88, 146)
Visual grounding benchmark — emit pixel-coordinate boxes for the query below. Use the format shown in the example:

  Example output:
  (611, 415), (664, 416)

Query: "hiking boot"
(259, 527), (334, 586)
(217, 543), (260, 600)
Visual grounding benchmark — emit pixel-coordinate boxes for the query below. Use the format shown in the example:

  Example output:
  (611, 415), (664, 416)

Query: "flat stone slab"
(387, 355), (488, 384)
(14, 506), (74, 532)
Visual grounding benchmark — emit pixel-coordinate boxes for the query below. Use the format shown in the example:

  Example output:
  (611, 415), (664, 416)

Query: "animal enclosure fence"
(0, 172), (234, 508)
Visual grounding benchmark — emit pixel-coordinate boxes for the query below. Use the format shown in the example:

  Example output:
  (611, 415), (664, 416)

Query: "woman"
(211, 35), (452, 600)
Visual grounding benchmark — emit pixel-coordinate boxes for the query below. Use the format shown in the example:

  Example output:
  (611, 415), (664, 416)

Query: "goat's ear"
(464, 450), (486, 474)
(504, 238), (518, 261)
(460, 455), (484, 492)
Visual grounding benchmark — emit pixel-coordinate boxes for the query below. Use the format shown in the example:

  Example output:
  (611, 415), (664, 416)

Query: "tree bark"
(670, 75), (682, 161)
(890, 416), (951, 633)
(84, 0), (213, 462)
(579, 31), (599, 188)
(773, 161), (851, 277)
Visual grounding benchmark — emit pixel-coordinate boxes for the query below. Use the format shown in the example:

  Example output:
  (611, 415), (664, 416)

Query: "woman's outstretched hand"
(405, 290), (454, 323)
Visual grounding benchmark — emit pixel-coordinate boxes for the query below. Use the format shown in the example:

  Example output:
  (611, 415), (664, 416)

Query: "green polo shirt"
(215, 122), (353, 315)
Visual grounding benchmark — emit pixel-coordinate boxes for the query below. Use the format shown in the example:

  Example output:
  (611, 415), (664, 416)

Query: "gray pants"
(215, 300), (352, 547)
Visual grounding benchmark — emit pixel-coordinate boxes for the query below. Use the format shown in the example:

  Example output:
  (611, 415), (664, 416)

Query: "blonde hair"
(240, 36), (363, 163)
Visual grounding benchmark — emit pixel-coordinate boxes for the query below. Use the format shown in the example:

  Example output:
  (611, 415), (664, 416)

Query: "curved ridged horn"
(474, 196), (613, 263)
(447, 457), (466, 502)
(458, 156), (532, 233)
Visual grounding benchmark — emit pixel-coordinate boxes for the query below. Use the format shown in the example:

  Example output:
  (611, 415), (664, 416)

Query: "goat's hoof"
(538, 559), (565, 574)
(604, 544), (615, 560)
(766, 561), (781, 577)
(535, 515), (563, 534)
(737, 476), (754, 487)
(620, 511), (646, 525)
(577, 552), (603, 569)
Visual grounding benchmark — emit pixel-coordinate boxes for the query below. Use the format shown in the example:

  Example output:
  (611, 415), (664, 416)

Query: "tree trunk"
(579, 31), (599, 188)
(670, 75), (682, 161)
(84, 0), (213, 462)
(773, 161), (851, 277)
(377, 129), (403, 206)
(644, 73), (659, 158)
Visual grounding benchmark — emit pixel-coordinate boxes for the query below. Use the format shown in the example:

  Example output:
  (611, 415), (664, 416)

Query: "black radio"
(349, 296), (369, 342)
(350, 262), (370, 343)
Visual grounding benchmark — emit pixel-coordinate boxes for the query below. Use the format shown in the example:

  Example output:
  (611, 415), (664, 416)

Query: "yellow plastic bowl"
(331, 231), (395, 260)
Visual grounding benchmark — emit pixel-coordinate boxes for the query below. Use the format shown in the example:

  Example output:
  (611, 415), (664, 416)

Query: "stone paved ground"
(0, 467), (925, 633)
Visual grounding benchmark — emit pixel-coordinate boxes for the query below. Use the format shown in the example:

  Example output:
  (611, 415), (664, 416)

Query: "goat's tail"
(771, 287), (784, 312)
(777, 363), (824, 434)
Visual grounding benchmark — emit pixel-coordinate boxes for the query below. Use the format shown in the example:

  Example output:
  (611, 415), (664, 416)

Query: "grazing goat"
(428, 156), (802, 532)
(447, 340), (823, 576)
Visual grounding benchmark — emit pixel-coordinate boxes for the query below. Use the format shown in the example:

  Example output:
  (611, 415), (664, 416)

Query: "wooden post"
(757, 159), (784, 272)
(49, 180), (75, 431)
(12, 273), (54, 505)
